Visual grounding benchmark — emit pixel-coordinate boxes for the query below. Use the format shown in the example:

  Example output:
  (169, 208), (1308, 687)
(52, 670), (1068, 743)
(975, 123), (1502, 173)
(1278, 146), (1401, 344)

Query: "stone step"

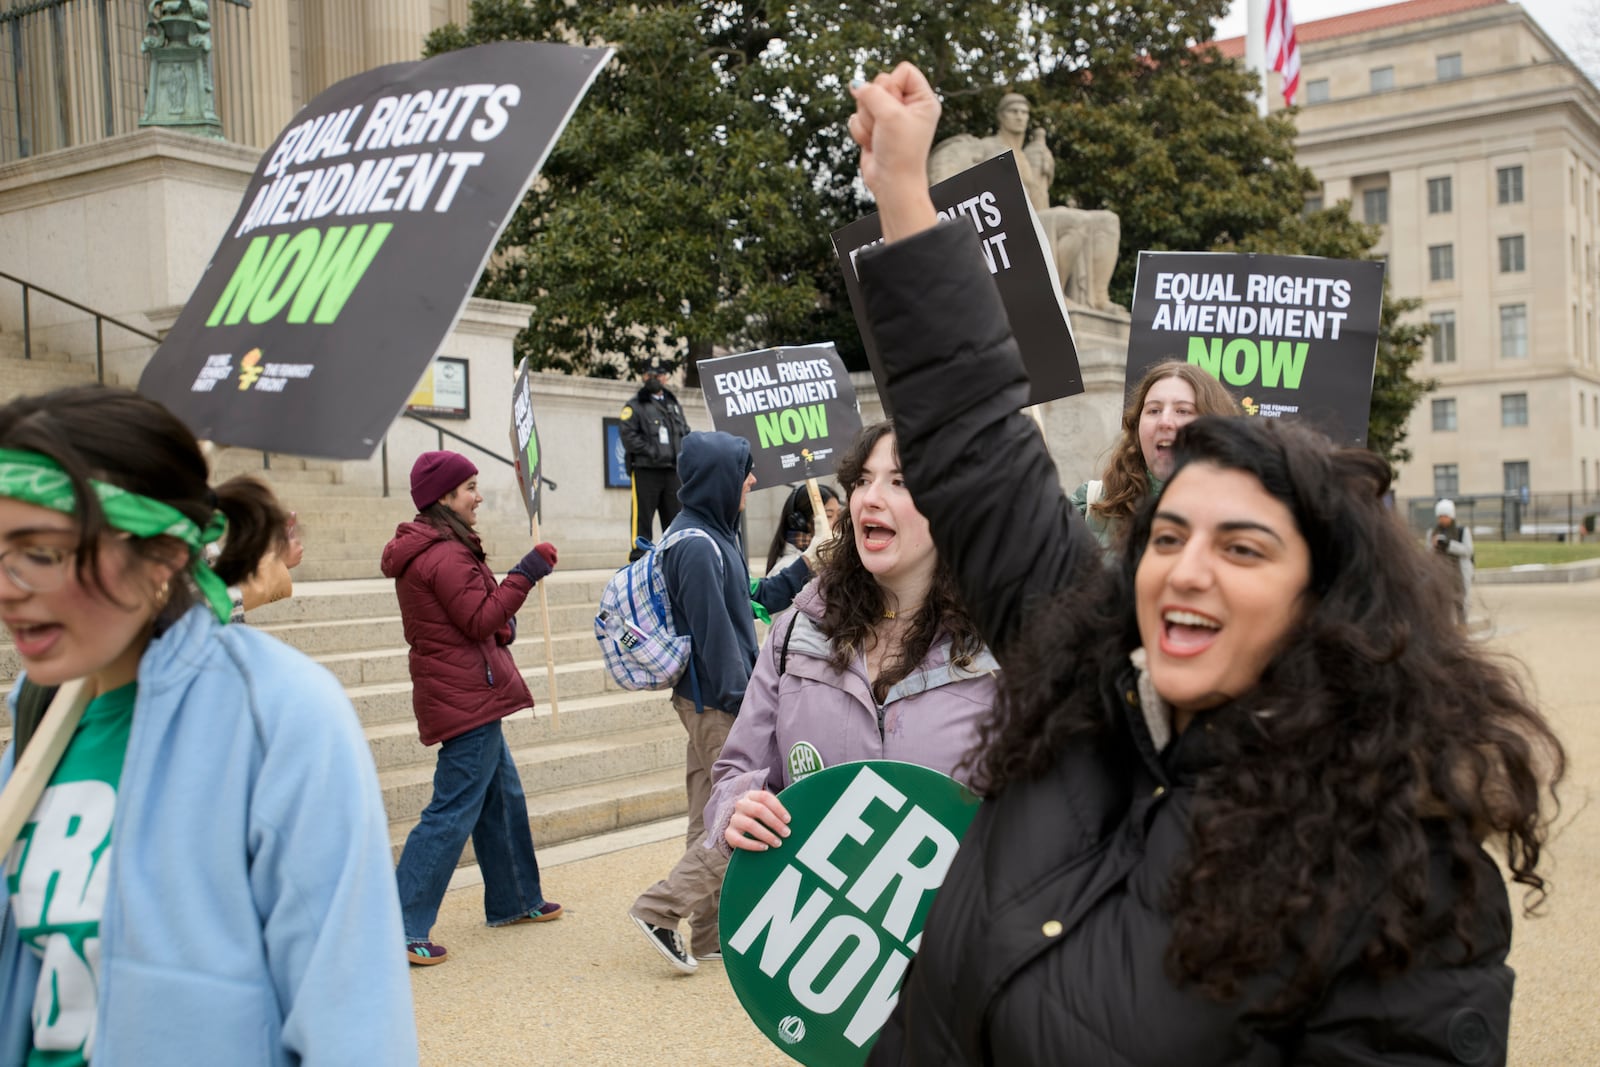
(209, 450), (321, 475)
(0, 358), (99, 402)
(314, 627), (610, 683)
(0, 336), (71, 362)
(213, 464), (339, 487)
(346, 661), (630, 729)
(377, 719), (685, 833)
(361, 688), (675, 771)
(253, 604), (598, 656)
(388, 766), (686, 868)
(245, 575), (611, 625)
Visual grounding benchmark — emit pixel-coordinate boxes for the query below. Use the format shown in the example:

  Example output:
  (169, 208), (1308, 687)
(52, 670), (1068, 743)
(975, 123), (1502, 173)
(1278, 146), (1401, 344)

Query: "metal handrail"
(0, 268), (162, 383)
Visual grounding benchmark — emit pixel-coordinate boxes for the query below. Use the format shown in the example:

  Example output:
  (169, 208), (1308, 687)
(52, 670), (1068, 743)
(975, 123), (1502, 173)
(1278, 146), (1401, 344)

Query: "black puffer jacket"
(856, 220), (1514, 1067)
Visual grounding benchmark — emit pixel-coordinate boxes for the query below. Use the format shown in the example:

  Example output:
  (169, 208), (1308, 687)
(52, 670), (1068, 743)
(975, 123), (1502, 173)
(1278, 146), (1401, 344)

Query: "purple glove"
(510, 542), (557, 584)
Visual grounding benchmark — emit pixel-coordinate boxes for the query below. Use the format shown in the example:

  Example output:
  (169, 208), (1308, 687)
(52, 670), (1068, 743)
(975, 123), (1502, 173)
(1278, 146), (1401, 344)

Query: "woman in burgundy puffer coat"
(381, 450), (563, 966)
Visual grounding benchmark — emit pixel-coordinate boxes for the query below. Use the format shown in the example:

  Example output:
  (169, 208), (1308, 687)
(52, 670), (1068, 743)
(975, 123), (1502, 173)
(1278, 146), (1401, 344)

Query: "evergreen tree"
(428, 0), (1429, 467)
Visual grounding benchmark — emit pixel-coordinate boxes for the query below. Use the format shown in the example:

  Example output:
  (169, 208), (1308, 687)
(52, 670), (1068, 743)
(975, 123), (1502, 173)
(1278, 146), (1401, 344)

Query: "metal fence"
(0, 0), (254, 164)
(1404, 492), (1600, 542)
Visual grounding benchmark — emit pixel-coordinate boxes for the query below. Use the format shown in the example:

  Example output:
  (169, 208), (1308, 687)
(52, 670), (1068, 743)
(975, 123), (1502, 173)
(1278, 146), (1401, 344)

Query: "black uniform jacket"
(855, 220), (1515, 1067)
(619, 385), (691, 471)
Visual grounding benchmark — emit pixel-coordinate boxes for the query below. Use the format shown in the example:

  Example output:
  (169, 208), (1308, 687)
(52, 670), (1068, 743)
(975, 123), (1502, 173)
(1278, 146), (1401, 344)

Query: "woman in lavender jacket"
(706, 421), (999, 854)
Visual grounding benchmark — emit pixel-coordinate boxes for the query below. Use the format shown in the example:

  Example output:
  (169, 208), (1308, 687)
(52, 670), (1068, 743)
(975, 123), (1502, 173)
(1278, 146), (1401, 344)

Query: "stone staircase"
(246, 572), (685, 866)
(0, 333), (686, 871)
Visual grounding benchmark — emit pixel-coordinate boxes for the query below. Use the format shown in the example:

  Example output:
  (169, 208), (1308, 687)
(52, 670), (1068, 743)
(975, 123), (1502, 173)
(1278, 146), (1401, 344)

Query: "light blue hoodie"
(0, 606), (417, 1065)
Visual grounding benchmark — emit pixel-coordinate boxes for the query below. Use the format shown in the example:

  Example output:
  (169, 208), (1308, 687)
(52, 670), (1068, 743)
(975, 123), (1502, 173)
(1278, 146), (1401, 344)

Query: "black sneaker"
(697, 949), (722, 962)
(629, 913), (697, 973)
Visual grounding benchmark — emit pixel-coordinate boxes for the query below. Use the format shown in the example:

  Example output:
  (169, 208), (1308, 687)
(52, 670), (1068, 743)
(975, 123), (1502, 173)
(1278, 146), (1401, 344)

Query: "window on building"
(1371, 66), (1395, 92)
(1500, 303), (1528, 358)
(1303, 195), (1323, 215)
(1497, 165), (1524, 204)
(1430, 311), (1457, 362)
(1499, 235), (1526, 273)
(1432, 398), (1458, 431)
(1429, 244), (1454, 281)
(1501, 393), (1529, 427)
(1583, 391), (1589, 426)
(1427, 176), (1452, 214)
(1503, 461), (1530, 495)
(1434, 464), (1460, 498)
(1363, 187), (1389, 225)
(1436, 53), (1462, 81)
(1306, 78), (1330, 104)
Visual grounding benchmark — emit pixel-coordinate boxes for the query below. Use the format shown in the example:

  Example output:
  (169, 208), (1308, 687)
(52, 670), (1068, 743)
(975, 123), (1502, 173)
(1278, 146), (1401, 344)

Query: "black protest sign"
(138, 41), (611, 459)
(700, 343), (863, 487)
(509, 360), (542, 521)
(1128, 252), (1386, 447)
(832, 152), (1082, 415)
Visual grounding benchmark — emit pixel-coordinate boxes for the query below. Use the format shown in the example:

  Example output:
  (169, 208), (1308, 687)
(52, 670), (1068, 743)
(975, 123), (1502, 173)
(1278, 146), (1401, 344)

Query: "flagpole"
(1246, 0), (1269, 119)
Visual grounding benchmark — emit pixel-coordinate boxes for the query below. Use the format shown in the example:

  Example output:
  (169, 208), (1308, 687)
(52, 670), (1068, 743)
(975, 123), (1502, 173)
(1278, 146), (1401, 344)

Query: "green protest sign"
(720, 761), (981, 1066)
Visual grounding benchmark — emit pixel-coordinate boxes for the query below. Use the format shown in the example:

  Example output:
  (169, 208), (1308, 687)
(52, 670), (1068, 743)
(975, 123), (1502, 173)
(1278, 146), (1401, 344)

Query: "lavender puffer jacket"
(704, 581), (999, 854)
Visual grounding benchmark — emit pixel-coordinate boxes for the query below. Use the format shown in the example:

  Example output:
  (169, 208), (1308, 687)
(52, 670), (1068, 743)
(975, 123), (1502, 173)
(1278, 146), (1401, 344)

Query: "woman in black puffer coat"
(847, 65), (1565, 1066)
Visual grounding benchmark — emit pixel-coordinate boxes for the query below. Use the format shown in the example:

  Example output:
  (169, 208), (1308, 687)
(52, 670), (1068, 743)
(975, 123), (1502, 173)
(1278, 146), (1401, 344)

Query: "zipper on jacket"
(876, 702), (887, 741)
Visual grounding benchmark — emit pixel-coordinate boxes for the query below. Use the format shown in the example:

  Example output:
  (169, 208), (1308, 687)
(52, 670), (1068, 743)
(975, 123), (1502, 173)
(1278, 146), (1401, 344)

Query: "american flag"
(1266, 0), (1301, 107)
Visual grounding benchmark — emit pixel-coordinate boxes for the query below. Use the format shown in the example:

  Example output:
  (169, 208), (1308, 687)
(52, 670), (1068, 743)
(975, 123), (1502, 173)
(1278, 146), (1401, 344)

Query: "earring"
(154, 578), (172, 613)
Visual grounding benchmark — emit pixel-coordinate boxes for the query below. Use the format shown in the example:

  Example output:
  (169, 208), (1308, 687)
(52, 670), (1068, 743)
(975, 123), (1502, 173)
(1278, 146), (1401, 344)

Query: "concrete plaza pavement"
(411, 579), (1600, 1066)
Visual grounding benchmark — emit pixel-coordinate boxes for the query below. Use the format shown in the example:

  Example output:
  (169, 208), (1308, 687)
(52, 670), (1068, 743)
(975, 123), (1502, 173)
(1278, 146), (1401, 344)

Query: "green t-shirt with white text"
(4, 682), (136, 1066)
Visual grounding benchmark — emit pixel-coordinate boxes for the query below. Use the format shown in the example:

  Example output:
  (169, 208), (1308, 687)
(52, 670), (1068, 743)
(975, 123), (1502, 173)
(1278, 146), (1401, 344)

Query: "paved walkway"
(410, 580), (1600, 1066)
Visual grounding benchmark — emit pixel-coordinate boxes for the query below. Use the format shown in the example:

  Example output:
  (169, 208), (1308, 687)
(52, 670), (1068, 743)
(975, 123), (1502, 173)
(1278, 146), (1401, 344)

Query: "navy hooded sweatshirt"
(662, 431), (811, 713)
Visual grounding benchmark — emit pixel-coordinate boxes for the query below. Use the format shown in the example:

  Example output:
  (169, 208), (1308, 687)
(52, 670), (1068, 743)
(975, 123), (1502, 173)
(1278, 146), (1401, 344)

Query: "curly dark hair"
(1092, 360), (1239, 533)
(816, 421), (986, 704)
(974, 415), (1564, 1012)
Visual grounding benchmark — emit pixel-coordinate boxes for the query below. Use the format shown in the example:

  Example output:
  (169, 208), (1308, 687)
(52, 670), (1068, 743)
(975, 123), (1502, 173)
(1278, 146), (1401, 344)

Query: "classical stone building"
(1, 0), (470, 162)
(1220, 0), (1600, 506)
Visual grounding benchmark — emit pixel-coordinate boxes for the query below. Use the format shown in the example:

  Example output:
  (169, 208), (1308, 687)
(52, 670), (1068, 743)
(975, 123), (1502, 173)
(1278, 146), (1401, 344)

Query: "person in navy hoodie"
(382, 450), (562, 966)
(628, 431), (813, 973)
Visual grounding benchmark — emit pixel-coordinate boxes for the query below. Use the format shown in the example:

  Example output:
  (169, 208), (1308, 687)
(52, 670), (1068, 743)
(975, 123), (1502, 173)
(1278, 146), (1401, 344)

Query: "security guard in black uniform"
(619, 357), (692, 561)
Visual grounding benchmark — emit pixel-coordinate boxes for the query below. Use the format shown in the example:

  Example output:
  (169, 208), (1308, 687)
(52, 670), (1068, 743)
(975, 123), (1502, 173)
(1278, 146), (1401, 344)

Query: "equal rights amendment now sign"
(1128, 251), (1385, 447)
(140, 41), (611, 459)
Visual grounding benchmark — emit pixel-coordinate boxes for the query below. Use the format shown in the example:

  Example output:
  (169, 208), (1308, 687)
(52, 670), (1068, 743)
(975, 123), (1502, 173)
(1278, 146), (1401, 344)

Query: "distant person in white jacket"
(1426, 498), (1474, 623)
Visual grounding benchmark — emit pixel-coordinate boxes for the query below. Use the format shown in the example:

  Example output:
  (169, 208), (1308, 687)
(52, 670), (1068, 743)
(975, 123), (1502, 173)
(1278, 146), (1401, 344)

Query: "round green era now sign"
(719, 760), (981, 1065)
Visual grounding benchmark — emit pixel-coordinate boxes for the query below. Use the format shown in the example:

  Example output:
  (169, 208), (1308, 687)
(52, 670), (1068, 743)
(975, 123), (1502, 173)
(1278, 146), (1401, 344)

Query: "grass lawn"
(1473, 541), (1600, 569)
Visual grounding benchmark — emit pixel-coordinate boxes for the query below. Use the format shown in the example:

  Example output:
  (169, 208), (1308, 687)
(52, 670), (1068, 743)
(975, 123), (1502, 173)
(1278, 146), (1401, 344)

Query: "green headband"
(0, 447), (232, 624)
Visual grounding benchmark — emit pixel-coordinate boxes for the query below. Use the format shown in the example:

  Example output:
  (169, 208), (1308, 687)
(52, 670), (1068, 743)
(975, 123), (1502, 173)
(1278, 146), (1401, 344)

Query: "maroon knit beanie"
(410, 451), (478, 511)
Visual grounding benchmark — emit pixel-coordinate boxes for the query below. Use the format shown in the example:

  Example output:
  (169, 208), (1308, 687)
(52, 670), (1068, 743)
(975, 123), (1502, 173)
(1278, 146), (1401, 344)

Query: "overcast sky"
(1212, 0), (1576, 47)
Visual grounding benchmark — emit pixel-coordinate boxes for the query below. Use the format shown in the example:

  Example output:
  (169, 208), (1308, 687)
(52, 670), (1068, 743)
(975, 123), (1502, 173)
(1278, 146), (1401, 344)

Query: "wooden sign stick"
(805, 477), (833, 545)
(529, 515), (560, 732)
(0, 678), (93, 860)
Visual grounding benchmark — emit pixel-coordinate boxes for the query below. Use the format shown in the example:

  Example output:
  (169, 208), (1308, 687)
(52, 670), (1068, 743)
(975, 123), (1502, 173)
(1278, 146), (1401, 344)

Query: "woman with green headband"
(0, 386), (417, 1064)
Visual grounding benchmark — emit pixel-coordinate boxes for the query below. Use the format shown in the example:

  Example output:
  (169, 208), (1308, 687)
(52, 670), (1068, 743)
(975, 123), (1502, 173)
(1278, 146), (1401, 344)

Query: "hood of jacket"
(381, 519), (477, 578)
(676, 431), (751, 538)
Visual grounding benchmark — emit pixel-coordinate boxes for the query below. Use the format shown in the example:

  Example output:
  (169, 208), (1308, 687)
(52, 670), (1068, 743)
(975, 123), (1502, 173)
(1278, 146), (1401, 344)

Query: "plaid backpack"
(594, 528), (724, 707)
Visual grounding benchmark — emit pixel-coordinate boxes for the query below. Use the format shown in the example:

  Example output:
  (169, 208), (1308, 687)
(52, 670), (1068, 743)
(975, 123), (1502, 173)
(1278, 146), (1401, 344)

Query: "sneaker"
(405, 940), (448, 966)
(697, 949), (722, 962)
(629, 913), (697, 973)
(508, 901), (564, 924)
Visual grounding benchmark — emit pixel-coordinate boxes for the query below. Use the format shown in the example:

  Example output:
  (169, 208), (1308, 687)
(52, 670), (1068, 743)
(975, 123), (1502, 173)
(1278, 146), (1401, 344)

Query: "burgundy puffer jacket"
(381, 520), (534, 746)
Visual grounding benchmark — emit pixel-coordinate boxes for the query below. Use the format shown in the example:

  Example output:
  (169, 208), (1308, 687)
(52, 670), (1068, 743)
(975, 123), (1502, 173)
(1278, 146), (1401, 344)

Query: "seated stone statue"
(928, 94), (1122, 312)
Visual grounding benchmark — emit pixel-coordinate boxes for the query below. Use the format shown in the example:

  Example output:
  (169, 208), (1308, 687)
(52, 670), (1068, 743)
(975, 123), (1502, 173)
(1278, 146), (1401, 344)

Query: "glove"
(495, 615), (518, 647)
(510, 542), (557, 584)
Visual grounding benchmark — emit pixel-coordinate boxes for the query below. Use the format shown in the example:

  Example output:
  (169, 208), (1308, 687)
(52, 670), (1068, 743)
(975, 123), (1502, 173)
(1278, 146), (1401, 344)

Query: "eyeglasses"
(0, 544), (74, 593)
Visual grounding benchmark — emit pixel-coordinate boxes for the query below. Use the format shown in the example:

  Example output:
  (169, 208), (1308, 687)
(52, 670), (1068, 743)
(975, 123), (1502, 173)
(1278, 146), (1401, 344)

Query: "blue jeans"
(395, 719), (545, 939)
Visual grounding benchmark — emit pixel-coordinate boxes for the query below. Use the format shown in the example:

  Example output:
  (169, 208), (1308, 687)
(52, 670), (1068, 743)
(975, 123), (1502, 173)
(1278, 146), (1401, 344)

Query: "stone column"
(301, 0), (367, 90)
(247, 0), (294, 149)
(365, 0), (433, 66)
